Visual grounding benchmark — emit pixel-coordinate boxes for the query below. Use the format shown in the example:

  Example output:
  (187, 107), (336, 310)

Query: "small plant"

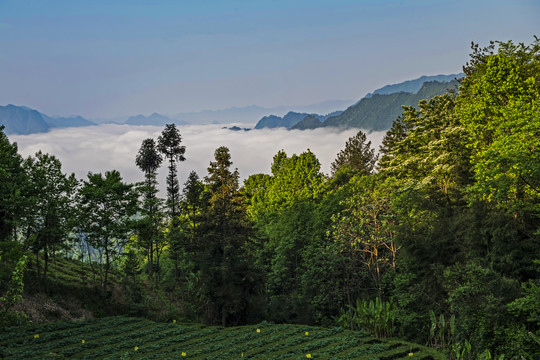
(338, 297), (396, 338)
(0, 255), (28, 326)
(428, 310), (456, 349)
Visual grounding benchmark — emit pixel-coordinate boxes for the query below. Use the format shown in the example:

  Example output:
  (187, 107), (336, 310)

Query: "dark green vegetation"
(1, 38), (539, 360)
(0, 316), (444, 359)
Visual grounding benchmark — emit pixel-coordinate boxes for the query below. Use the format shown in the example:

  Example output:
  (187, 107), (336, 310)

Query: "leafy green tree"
(157, 124), (186, 217)
(24, 151), (78, 281)
(0, 126), (28, 276)
(78, 170), (138, 290)
(332, 175), (399, 301)
(331, 130), (377, 177)
(457, 38), (540, 219)
(246, 150), (327, 219)
(195, 147), (262, 326)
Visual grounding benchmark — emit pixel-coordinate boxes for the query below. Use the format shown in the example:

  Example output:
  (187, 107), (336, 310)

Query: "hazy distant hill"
(254, 110), (343, 129)
(41, 114), (96, 128)
(255, 112), (312, 129)
(124, 113), (189, 126)
(0, 104), (99, 135)
(323, 80), (460, 130)
(0, 104), (50, 135)
(291, 114), (323, 130)
(174, 101), (351, 125)
(364, 73), (463, 98)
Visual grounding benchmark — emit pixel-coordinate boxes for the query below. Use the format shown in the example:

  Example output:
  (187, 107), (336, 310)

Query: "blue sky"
(1, 0), (538, 118)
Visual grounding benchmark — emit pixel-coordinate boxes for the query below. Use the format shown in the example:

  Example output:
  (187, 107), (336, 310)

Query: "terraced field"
(0, 316), (445, 359)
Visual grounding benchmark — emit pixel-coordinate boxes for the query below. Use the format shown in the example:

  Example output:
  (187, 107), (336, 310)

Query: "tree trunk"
(103, 244), (110, 290)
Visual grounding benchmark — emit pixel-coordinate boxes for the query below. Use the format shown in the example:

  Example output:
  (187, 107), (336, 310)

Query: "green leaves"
(457, 38), (540, 215)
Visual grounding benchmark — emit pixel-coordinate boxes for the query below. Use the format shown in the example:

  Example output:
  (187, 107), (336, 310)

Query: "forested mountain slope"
(323, 80), (460, 130)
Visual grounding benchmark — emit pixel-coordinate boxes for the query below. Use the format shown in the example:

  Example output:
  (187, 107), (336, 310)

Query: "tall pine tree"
(157, 124), (186, 218)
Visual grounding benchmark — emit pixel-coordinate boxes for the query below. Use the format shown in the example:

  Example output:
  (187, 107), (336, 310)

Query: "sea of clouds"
(9, 124), (386, 194)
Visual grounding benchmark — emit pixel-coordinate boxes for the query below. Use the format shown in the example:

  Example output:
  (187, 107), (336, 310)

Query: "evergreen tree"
(135, 138), (164, 278)
(157, 124), (186, 218)
(331, 130), (377, 177)
(168, 170), (206, 282)
(377, 115), (412, 172)
(196, 147), (261, 326)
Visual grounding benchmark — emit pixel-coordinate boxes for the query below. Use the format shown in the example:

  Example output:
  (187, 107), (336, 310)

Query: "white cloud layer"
(9, 124), (386, 194)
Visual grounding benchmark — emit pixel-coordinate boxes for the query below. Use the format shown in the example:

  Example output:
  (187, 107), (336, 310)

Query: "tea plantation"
(0, 316), (445, 359)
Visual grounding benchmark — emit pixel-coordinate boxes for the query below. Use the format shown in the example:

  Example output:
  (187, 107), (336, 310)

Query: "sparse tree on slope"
(24, 151), (78, 282)
(78, 170), (137, 290)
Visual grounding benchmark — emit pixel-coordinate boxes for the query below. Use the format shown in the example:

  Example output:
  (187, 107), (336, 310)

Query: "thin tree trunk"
(104, 244), (110, 290)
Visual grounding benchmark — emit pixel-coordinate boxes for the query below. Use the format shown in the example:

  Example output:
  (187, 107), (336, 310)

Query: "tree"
(377, 115), (412, 172)
(331, 130), (377, 177)
(0, 126), (28, 274)
(168, 171), (206, 283)
(457, 38), (540, 218)
(332, 175), (399, 301)
(78, 170), (137, 290)
(24, 151), (78, 282)
(135, 138), (164, 279)
(196, 146), (261, 326)
(157, 124), (186, 217)
(246, 150), (327, 219)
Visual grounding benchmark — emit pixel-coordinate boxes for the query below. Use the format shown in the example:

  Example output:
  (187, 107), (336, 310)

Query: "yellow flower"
(82, 339), (85, 344)
(173, 319), (176, 323)
(408, 353), (414, 357)
(256, 328), (260, 333)
(181, 352), (186, 356)
(134, 346), (139, 351)
(306, 354), (312, 359)
(34, 334), (39, 339)
(241, 352), (244, 357)
(305, 331), (309, 336)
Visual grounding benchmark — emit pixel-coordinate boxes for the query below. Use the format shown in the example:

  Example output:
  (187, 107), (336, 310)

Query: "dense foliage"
(1, 38), (539, 359)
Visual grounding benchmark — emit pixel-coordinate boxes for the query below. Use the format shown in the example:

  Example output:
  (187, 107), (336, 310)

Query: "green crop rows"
(0, 317), (445, 359)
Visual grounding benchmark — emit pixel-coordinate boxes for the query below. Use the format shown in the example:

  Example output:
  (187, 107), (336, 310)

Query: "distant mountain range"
(172, 100), (353, 125)
(364, 73), (463, 98)
(0, 106), (189, 135)
(253, 73), (463, 131)
(1, 73), (464, 135)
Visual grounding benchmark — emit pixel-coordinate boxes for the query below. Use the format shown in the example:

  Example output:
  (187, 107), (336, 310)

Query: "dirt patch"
(14, 293), (93, 323)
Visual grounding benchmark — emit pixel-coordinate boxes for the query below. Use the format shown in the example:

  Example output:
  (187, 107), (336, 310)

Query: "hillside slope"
(364, 73), (463, 98)
(323, 80), (459, 130)
(0, 105), (49, 135)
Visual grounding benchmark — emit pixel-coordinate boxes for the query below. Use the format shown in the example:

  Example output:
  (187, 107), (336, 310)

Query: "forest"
(1, 39), (539, 359)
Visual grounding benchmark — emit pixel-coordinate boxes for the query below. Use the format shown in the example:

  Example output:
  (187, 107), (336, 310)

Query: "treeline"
(1, 38), (539, 359)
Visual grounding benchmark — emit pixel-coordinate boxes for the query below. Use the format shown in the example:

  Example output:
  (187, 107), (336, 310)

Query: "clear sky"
(1, 0), (538, 118)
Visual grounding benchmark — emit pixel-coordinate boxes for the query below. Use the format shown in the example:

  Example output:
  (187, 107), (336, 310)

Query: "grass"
(0, 316), (445, 359)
